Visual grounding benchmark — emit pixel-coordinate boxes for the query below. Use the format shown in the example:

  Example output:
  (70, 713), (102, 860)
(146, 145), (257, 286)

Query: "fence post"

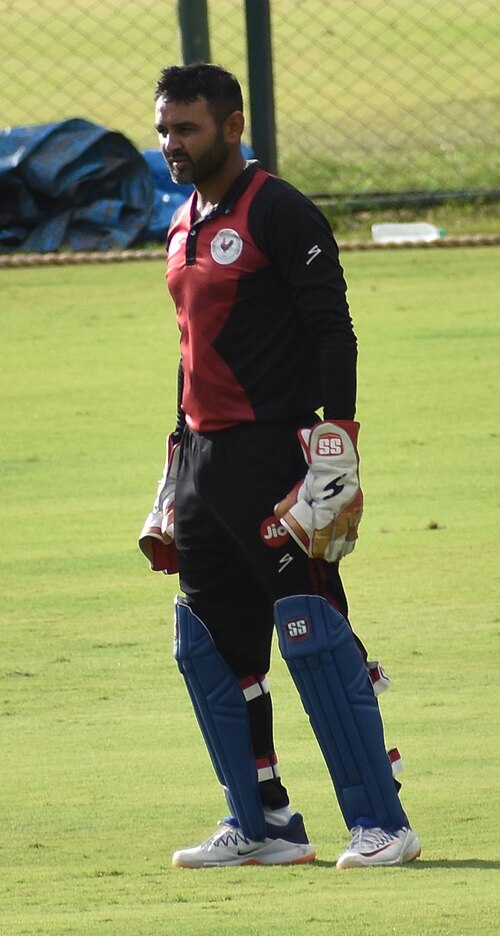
(244, 0), (277, 173)
(177, 0), (211, 64)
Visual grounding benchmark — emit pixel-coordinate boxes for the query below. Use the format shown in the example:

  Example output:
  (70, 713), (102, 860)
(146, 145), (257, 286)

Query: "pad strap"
(173, 597), (266, 842)
(275, 594), (407, 831)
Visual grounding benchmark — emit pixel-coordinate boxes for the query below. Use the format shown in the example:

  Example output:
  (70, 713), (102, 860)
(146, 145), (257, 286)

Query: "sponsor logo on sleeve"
(306, 244), (322, 265)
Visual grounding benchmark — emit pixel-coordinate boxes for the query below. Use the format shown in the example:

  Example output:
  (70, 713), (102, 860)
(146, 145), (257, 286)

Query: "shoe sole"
(173, 848), (316, 868)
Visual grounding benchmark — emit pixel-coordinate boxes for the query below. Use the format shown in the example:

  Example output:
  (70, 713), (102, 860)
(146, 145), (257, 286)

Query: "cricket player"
(139, 63), (420, 869)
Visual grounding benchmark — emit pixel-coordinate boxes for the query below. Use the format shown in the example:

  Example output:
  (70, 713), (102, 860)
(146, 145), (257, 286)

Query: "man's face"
(155, 95), (229, 186)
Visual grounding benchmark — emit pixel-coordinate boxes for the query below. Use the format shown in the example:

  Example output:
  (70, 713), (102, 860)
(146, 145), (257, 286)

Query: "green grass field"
(1, 247), (500, 935)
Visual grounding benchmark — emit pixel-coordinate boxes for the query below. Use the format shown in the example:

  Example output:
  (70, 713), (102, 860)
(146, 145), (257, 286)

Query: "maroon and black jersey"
(166, 162), (357, 433)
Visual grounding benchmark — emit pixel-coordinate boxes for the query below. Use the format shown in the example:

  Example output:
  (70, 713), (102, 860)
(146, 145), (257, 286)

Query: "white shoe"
(336, 824), (421, 869)
(172, 813), (316, 868)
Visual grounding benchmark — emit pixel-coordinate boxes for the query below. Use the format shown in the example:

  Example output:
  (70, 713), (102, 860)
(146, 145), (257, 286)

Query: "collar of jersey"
(190, 160), (261, 225)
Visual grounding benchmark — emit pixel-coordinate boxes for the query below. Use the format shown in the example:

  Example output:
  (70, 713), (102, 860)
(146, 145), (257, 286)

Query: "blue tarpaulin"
(0, 119), (155, 252)
(0, 121), (254, 252)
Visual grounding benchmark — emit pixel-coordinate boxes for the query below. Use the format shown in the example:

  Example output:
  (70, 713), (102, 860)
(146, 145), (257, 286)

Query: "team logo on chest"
(210, 228), (243, 265)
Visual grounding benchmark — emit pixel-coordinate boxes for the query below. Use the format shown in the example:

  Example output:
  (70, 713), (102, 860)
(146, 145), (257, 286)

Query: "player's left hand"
(274, 420), (363, 562)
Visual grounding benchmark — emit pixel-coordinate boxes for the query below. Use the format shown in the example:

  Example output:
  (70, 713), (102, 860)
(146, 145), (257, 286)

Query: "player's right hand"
(138, 434), (180, 573)
(139, 509), (179, 573)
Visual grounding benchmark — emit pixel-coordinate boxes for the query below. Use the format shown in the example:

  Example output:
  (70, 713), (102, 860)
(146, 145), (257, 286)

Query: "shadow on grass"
(312, 859), (500, 870)
(400, 859), (500, 870)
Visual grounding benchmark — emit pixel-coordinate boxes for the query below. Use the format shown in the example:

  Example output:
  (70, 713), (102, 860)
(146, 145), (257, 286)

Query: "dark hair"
(155, 64), (243, 123)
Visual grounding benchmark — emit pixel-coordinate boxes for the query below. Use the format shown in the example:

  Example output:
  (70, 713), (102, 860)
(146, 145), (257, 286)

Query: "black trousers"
(175, 421), (361, 677)
(175, 421), (369, 810)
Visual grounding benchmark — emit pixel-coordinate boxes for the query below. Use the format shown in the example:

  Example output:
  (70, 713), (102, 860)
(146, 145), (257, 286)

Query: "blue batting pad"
(173, 597), (266, 842)
(274, 595), (407, 831)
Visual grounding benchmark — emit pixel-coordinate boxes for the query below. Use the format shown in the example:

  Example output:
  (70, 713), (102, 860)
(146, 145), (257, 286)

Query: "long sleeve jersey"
(166, 161), (357, 434)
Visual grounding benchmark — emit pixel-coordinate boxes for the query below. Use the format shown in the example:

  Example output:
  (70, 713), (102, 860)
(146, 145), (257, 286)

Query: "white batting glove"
(139, 434), (180, 573)
(274, 420), (363, 562)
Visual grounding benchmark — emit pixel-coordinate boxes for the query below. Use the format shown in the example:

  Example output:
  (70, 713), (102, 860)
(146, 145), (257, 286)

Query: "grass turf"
(1, 247), (499, 934)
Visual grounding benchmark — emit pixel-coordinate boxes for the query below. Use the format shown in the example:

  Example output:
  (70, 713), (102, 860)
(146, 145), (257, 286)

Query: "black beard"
(169, 126), (229, 186)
